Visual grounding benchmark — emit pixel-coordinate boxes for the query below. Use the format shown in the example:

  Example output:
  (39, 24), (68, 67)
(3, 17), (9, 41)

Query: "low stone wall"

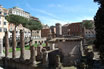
(4, 58), (38, 69)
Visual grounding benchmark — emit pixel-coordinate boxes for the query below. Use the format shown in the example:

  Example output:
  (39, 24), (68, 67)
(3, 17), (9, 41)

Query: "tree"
(82, 20), (95, 35)
(6, 14), (28, 27)
(6, 14), (42, 41)
(94, 0), (104, 62)
(6, 14), (42, 31)
(25, 19), (42, 39)
(82, 20), (94, 29)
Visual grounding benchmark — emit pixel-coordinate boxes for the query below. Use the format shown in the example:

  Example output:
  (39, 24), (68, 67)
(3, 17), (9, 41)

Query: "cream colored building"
(9, 24), (31, 38)
(32, 30), (41, 38)
(8, 7), (30, 18)
(0, 5), (8, 57)
(84, 28), (95, 38)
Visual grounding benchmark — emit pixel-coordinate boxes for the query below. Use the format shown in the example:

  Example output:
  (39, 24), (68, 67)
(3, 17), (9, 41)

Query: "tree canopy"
(6, 14), (28, 26)
(94, 0), (104, 62)
(82, 20), (94, 29)
(25, 19), (42, 31)
(6, 14), (42, 30)
(94, 0), (104, 4)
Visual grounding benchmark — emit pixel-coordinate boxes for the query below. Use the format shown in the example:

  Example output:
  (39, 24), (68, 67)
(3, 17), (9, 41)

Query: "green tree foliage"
(82, 20), (93, 29)
(94, 0), (104, 62)
(6, 14), (42, 30)
(25, 19), (42, 31)
(6, 14), (28, 26)
(94, 0), (104, 5)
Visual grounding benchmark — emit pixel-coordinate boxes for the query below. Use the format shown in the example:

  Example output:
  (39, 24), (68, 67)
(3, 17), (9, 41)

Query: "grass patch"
(42, 43), (46, 47)
(4, 43), (46, 53)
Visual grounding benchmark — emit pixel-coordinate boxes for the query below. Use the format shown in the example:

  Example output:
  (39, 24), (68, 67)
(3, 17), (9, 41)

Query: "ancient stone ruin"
(2, 30), (83, 69)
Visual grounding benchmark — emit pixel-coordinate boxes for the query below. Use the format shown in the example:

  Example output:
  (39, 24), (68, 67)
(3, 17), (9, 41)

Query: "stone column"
(30, 46), (36, 66)
(5, 31), (9, 58)
(0, 38), (4, 57)
(12, 30), (16, 59)
(80, 40), (84, 56)
(42, 49), (48, 67)
(37, 46), (42, 61)
(50, 43), (55, 50)
(20, 30), (25, 60)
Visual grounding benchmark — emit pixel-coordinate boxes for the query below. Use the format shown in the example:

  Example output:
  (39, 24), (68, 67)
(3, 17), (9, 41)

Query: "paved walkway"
(8, 50), (30, 59)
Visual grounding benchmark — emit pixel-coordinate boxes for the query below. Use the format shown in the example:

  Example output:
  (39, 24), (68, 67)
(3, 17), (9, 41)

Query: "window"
(37, 31), (39, 33)
(4, 22), (6, 25)
(4, 28), (7, 32)
(0, 28), (2, 32)
(0, 12), (2, 14)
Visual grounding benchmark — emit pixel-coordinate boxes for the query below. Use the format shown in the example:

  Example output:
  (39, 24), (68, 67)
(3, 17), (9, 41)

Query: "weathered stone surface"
(30, 46), (36, 66)
(12, 30), (16, 59)
(5, 31), (9, 58)
(55, 55), (62, 69)
(36, 46), (43, 61)
(42, 48), (48, 67)
(20, 30), (25, 60)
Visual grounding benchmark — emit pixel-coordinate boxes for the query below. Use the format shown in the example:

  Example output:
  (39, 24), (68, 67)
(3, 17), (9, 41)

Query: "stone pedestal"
(36, 46), (43, 61)
(30, 46), (36, 66)
(42, 51), (48, 67)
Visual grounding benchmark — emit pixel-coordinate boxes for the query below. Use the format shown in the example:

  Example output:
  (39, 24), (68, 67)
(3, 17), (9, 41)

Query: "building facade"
(84, 28), (95, 38)
(8, 24), (31, 38)
(8, 7), (30, 18)
(62, 24), (70, 36)
(56, 23), (62, 37)
(0, 5), (8, 56)
(68, 22), (84, 36)
(41, 29), (51, 38)
(32, 30), (41, 39)
(30, 16), (40, 22)
(50, 26), (56, 38)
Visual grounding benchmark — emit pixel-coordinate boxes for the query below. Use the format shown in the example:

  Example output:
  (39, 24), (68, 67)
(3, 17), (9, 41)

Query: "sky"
(0, 0), (99, 26)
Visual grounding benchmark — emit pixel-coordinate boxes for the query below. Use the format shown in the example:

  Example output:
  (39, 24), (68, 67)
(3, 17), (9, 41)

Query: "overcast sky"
(1, 0), (99, 26)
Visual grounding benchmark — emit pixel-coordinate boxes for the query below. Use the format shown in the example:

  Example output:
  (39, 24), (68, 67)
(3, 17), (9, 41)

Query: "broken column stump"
(30, 46), (36, 66)
(42, 48), (48, 67)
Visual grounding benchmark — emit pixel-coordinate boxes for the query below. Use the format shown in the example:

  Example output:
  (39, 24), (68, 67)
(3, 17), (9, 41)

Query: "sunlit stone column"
(42, 49), (48, 67)
(5, 31), (9, 58)
(0, 38), (4, 57)
(50, 43), (55, 50)
(20, 30), (25, 60)
(12, 30), (16, 59)
(30, 46), (36, 66)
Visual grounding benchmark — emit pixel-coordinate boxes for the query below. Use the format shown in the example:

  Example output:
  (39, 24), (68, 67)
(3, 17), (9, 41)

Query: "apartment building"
(8, 24), (31, 38)
(8, 7), (30, 18)
(68, 22), (84, 36)
(0, 5), (8, 56)
(32, 30), (41, 38)
(62, 24), (70, 36)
